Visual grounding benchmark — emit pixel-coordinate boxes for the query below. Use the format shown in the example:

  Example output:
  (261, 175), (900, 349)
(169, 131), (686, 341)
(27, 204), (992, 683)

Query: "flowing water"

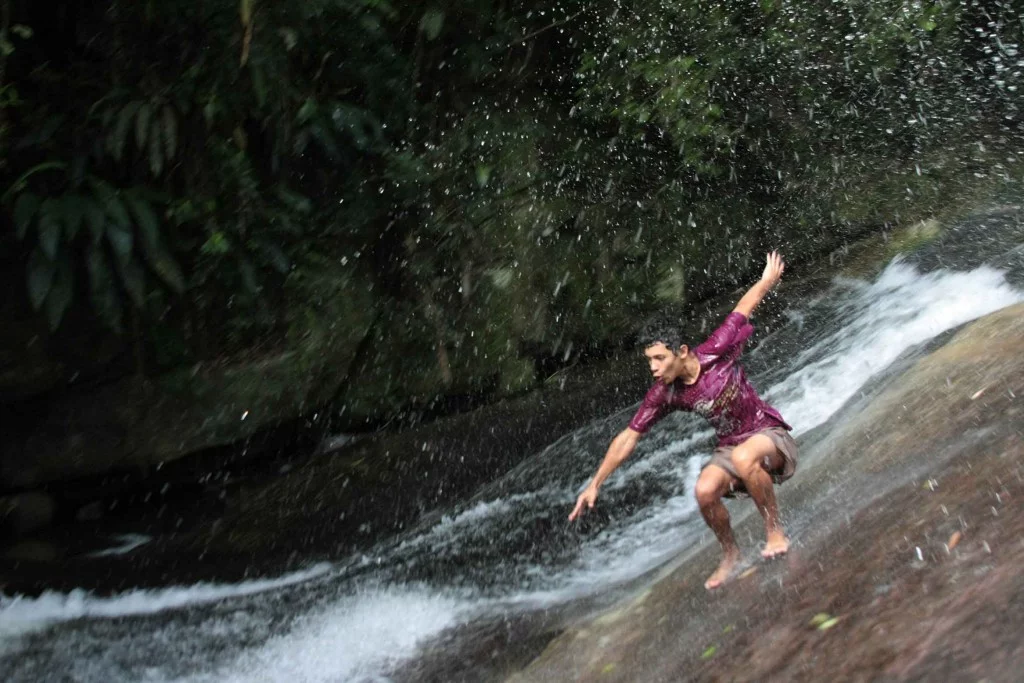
(3, 211), (1024, 682)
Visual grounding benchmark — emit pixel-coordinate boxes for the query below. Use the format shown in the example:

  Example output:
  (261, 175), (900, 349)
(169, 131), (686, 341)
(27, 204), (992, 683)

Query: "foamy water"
(770, 261), (1024, 433)
(176, 587), (469, 683)
(0, 563), (333, 642)
(2, 258), (1022, 683)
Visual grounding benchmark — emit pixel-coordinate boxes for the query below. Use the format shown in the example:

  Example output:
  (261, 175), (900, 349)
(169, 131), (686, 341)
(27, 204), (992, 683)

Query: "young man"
(568, 251), (797, 590)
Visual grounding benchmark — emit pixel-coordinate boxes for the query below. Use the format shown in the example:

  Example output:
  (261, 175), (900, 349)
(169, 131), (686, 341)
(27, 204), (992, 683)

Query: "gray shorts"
(703, 426), (798, 497)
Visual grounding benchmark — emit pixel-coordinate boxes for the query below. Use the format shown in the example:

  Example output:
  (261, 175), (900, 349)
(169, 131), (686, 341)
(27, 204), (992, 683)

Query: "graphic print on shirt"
(691, 369), (741, 437)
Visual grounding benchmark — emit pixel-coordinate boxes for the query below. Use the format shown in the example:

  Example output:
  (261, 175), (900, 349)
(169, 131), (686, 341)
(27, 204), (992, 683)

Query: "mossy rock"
(833, 218), (944, 279)
(1, 263), (377, 489)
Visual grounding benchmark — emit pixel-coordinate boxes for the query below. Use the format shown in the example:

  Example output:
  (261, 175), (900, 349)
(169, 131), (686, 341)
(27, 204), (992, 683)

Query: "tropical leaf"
(84, 197), (106, 245)
(330, 104), (383, 151)
(17, 115), (65, 149)
(135, 102), (152, 151)
(111, 101), (141, 160)
(274, 186), (312, 213)
(61, 193), (87, 240)
(106, 221), (134, 260)
(232, 126), (248, 151)
(37, 200), (62, 259)
(99, 104), (114, 129)
(149, 254), (187, 293)
(1, 161), (66, 203)
(13, 192), (39, 239)
(88, 244), (123, 331)
(257, 240), (290, 274)
(203, 95), (219, 127)
(278, 27), (298, 50)
(475, 165), (492, 188)
(200, 230), (231, 255)
(89, 178), (132, 227)
(419, 9), (445, 41)
(124, 191), (186, 293)
(238, 255), (259, 296)
(123, 191), (160, 244)
(70, 154), (88, 187)
(149, 117), (164, 176)
(45, 255), (74, 329)
(251, 63), (268, 108)
(114, 256), (147, 309)
(296, 97), (317, 124)
(162, 106), (177, 161)
(27, 247), (56, 310)
(310, 122), (340, 159)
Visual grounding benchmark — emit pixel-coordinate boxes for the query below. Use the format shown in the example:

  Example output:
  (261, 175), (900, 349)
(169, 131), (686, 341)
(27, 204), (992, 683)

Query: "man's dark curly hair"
(637, 313), (686, 352)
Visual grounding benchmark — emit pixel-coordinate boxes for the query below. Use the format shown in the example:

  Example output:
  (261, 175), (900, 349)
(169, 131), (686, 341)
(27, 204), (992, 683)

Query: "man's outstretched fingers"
(569, 489), (597, 521)
(568, 501), (582, 521)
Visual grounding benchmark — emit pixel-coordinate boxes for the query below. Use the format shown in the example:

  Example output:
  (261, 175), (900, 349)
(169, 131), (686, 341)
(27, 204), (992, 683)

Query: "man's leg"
(731, 434), (790, 558)
(695, 464), (742, 589)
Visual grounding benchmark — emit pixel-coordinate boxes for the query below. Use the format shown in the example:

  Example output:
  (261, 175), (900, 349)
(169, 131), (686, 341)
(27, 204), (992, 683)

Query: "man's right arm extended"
(568, 428), (641, 521)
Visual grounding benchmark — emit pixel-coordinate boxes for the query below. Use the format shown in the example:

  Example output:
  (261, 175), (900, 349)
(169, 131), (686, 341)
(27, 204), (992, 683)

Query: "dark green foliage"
(1, 0), (1021, 418)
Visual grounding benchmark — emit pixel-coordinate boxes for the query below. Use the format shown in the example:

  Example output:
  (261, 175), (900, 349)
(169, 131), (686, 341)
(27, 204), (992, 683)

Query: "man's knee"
(695, 474), (724, 507)
(732, 447), (766, 480)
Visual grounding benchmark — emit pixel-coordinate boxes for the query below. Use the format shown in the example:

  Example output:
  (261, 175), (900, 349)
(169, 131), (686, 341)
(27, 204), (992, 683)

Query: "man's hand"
(761, 250), (785, 289)
(733, 251), (786, 318)
(569, 486), (598, 521)
(568, 429), (639, 522)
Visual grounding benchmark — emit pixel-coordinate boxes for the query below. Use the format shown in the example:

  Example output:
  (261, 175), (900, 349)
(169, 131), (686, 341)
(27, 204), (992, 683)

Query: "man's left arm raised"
(733, 251), (785, 318)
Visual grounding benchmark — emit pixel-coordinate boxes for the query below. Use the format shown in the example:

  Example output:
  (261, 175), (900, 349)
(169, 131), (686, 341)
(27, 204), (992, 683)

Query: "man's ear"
(677, 344), (689, 358)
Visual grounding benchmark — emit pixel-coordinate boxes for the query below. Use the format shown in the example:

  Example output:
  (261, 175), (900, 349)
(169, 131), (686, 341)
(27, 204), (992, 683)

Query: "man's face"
(644, 342), (685, 384)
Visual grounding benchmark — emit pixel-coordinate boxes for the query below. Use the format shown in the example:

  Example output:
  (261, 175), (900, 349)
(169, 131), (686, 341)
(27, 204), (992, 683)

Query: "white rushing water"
(0, 563), (334, 643)
(176, 586), (470, 683)
(2, 259), (1022, 683)
(767, 261), (1024, 434)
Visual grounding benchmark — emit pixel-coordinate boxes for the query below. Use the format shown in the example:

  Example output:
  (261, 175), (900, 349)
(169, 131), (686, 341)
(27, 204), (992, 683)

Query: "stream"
(2, 210), (1024, 682)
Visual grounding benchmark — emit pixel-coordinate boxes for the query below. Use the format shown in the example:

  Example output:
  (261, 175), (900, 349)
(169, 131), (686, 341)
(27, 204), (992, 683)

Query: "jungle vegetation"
(2, 0), (1022, 426)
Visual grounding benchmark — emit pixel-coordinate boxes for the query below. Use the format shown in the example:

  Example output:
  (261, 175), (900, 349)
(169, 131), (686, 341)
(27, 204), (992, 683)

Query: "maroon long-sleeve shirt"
(629, 312), (791, 446)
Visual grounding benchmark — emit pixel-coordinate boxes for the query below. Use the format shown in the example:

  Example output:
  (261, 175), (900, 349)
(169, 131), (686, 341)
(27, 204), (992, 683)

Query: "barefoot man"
(569, 251), (797, 590)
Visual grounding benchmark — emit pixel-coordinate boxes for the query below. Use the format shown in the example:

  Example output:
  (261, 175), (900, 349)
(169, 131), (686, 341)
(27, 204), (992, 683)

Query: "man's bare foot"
(761, 530), (790, 559)
(704, 550), (740, 590)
